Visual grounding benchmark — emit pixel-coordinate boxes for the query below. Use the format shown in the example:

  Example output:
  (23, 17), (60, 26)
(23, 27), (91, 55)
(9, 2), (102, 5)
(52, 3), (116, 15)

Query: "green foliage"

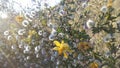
(1, 0), (120, 68)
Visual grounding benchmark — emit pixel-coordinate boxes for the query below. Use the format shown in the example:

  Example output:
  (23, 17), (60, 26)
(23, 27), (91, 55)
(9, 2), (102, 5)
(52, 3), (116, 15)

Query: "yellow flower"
(28, 30), (37, 38)
(107, 0), (113, 7)
(15, 15), (24, 23)
(29, 30), (37, 36)
(53, 40), (73, 59)
(89, 62), (98, 68)
(77, 42), (90, 51)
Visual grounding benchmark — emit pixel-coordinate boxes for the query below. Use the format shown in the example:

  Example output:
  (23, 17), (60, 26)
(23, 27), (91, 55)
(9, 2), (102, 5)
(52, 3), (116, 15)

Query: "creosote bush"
(0, 0), (120, 68)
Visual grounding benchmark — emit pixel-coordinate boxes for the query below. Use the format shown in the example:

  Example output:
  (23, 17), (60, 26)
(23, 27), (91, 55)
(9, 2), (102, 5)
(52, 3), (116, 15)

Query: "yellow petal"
(31, 30), (37, 35)
(63, 52), (68, 59)
(63, 43), (69, 48)
(61, 40), (64, 44)
(15, 15), (24, 23)
(89, 62), (98, 68)
(52, 47), (59, 51)
(107, 0), (113, 7)
(53, 41), (61, 47)
(58, 48), (63, 55)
